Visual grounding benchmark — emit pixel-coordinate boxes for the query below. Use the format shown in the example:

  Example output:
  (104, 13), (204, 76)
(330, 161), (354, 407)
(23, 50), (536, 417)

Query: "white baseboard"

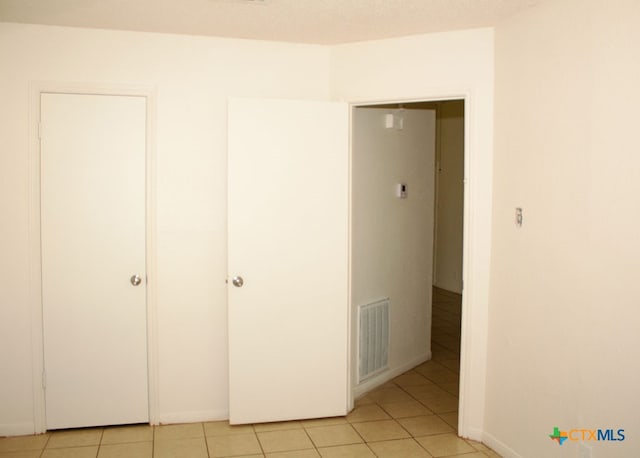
(157, 409), (228, 425)
(459, 426), (484, 442)
(0, 422), (36, 437)
(354, 352), (431, 399)
(482, 430), (523, 458)
(1, 412), (234, 435)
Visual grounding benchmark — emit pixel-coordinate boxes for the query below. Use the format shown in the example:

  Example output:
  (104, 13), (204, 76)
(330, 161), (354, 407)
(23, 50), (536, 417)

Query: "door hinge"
(42, 371), (46, 390)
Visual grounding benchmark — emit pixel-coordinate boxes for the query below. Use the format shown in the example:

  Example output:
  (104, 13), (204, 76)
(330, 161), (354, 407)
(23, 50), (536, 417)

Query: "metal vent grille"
(358, 298), (389, 382)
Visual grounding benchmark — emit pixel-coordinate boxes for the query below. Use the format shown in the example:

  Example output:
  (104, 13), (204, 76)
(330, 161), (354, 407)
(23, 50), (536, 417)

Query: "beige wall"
(486, 0), (640, 456)
(0, 22), (494, 439)
(434, 100), (464, 294)
(0, 22), (331, 434)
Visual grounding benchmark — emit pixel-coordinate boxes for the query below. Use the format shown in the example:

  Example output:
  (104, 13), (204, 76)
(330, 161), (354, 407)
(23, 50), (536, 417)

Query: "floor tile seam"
(342, 418), (372, 449)
(303, 424), (363, 449)
(254, 428), (315, 455)
(253, 424), (303, 434)
(419, 359), (451, 369)
(300, 424), (324, 452)
(424, 377), (460, 386)
(418, 373), (458, 383)
(365, 410), (415, 443)
(314, 442), (375, 456)
(461, 437), (491, 454)
(252, 428), (267, 457)
(416, 359), (455, 372)
(44, 443), (102, 450)
(383, 435), (436, 457)
(99, 438), (154, 446)
(360, 439), (390, 458)
(203, 433), (214, 458)
(429, 450), (478, 458)
(42, 433), (51, 453)
(345, 417), (390, 425)
(385, 410), (441, 421)
(434, 412), (458, 428)
(434, 379), (459, 388)
(375, 400), (434, 420)
(198, 421), (213, 458)
(205, 430), (265, 457)
(204, 431), (260, 439)
(394, 379), (439, 408)
(364, 436), (433, 458)
(153, 434), (207, 442)
(300, 420), (348, 431)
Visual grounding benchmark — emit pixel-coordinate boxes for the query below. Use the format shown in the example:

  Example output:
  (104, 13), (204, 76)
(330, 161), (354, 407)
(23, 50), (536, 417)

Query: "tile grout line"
(299, 423), (320, 457)
(252, 423), (267, 458)
(374, 400), (434, 457)
(40, 433), (51, 458)
(199, 422), (209, 458)
(98, 427), (105, 457)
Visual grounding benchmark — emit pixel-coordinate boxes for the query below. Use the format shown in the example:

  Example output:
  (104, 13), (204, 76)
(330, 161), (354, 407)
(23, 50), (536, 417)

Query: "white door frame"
(348, 90), (488, 440)
(28, 82), (158, 433)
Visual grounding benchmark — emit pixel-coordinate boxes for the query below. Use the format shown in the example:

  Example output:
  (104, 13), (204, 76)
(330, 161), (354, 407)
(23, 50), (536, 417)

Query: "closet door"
(41, 92), (148, 429)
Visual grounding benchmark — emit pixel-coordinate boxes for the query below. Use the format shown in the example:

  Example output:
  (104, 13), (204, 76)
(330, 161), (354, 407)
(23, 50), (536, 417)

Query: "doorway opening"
(351, 100), (465, 430)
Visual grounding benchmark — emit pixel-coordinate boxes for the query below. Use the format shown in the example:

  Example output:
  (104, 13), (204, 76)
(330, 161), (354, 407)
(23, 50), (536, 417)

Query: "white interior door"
(228, 98), (349, 424)
(41, 93), (148, 429)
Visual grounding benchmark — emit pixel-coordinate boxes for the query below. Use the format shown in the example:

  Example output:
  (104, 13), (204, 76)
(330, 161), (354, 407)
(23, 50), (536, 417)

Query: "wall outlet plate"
(396, 183), (407, 198)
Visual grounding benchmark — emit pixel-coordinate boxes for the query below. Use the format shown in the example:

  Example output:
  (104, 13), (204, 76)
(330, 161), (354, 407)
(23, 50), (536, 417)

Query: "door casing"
(28, 82), (158, 433)
(349, 93), (479, 439)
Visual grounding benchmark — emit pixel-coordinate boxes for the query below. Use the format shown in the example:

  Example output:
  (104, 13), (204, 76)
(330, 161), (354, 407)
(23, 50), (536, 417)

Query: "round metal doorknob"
(130, 274), (142, 286)
(232, 276), (244, 287)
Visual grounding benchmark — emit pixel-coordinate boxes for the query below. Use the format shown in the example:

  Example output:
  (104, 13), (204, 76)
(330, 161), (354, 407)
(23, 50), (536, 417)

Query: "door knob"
(130, 274), (142, 286)
(232, 276), (244, 287)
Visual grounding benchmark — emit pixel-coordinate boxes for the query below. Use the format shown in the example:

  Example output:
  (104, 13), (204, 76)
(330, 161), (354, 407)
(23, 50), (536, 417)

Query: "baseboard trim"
(157, 409), (228, 425)
(482, 431), (524, 458)
(0, 422), (36, 437)
(459, 426), (484, 442)
(353, 352), (431, 399)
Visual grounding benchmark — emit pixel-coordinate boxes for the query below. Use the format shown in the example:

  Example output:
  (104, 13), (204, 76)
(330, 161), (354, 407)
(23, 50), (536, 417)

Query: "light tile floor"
(0, 288), (500, 458)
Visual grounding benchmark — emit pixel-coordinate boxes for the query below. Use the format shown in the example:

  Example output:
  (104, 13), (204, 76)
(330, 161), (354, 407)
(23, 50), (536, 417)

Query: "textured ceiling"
(0, 0), (543, 44)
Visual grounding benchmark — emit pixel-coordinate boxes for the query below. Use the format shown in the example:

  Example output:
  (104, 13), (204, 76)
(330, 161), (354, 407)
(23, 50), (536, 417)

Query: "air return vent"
(358, 298), (390, 382)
